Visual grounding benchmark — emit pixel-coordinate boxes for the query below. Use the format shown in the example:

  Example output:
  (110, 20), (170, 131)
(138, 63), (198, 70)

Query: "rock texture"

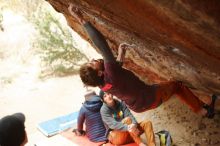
(46, 0), (220, 97)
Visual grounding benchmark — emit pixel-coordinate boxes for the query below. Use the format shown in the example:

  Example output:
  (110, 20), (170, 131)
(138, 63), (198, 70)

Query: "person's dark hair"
(79, 63), (103, 87)
(0, 113), (26, 146)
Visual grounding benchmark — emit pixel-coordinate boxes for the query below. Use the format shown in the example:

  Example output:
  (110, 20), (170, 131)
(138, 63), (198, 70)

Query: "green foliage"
(0, 76), (13, 85)
(0, 0), (89, 77)
(31, 4), (88, 77)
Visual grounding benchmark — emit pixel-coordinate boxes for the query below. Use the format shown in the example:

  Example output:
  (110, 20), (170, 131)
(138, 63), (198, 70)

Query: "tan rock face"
(46, 0), (220, 97)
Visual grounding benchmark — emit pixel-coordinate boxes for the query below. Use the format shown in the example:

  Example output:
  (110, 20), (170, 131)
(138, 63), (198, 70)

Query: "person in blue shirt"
(73, 89), (107, 142)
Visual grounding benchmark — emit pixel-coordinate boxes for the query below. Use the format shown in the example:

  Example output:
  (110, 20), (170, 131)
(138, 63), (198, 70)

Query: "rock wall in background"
(46, 0), (220, 98)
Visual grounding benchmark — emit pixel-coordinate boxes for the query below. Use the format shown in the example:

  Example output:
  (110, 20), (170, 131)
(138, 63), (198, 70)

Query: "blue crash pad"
(37, 111), (78, 137)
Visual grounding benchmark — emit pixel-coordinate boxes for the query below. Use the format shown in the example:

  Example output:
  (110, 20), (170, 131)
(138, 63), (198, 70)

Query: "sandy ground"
(0, 76), (85, 134)
(0, 75), (93, 145)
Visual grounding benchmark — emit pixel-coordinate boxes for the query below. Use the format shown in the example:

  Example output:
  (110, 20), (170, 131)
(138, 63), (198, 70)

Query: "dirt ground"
(0, 76), (85, 134)
(0, 75), (89, 146)
(0, 75), (219, 146)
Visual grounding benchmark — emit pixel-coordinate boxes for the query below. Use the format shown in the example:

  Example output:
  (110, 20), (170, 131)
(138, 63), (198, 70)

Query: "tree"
(30, 2), (89, 77)
(1, 0), (89, 77)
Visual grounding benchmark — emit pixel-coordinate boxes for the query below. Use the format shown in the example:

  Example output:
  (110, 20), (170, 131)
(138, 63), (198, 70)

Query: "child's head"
(80, 59), (104, 87)
(99, 91), (114, 106)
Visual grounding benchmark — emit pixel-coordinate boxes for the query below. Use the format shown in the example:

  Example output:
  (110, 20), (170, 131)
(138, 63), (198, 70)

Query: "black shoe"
(203, 94), (217, 119)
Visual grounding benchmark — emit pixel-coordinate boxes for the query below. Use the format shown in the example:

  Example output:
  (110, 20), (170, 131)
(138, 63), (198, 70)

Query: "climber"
(68, 3), (218, 118)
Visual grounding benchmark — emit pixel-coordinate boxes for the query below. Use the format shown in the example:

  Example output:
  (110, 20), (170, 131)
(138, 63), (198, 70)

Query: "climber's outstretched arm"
(68, 4), (115, 62)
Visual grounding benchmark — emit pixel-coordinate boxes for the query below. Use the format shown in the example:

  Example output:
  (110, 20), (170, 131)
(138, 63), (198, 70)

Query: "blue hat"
(0, 113), (26, 146)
